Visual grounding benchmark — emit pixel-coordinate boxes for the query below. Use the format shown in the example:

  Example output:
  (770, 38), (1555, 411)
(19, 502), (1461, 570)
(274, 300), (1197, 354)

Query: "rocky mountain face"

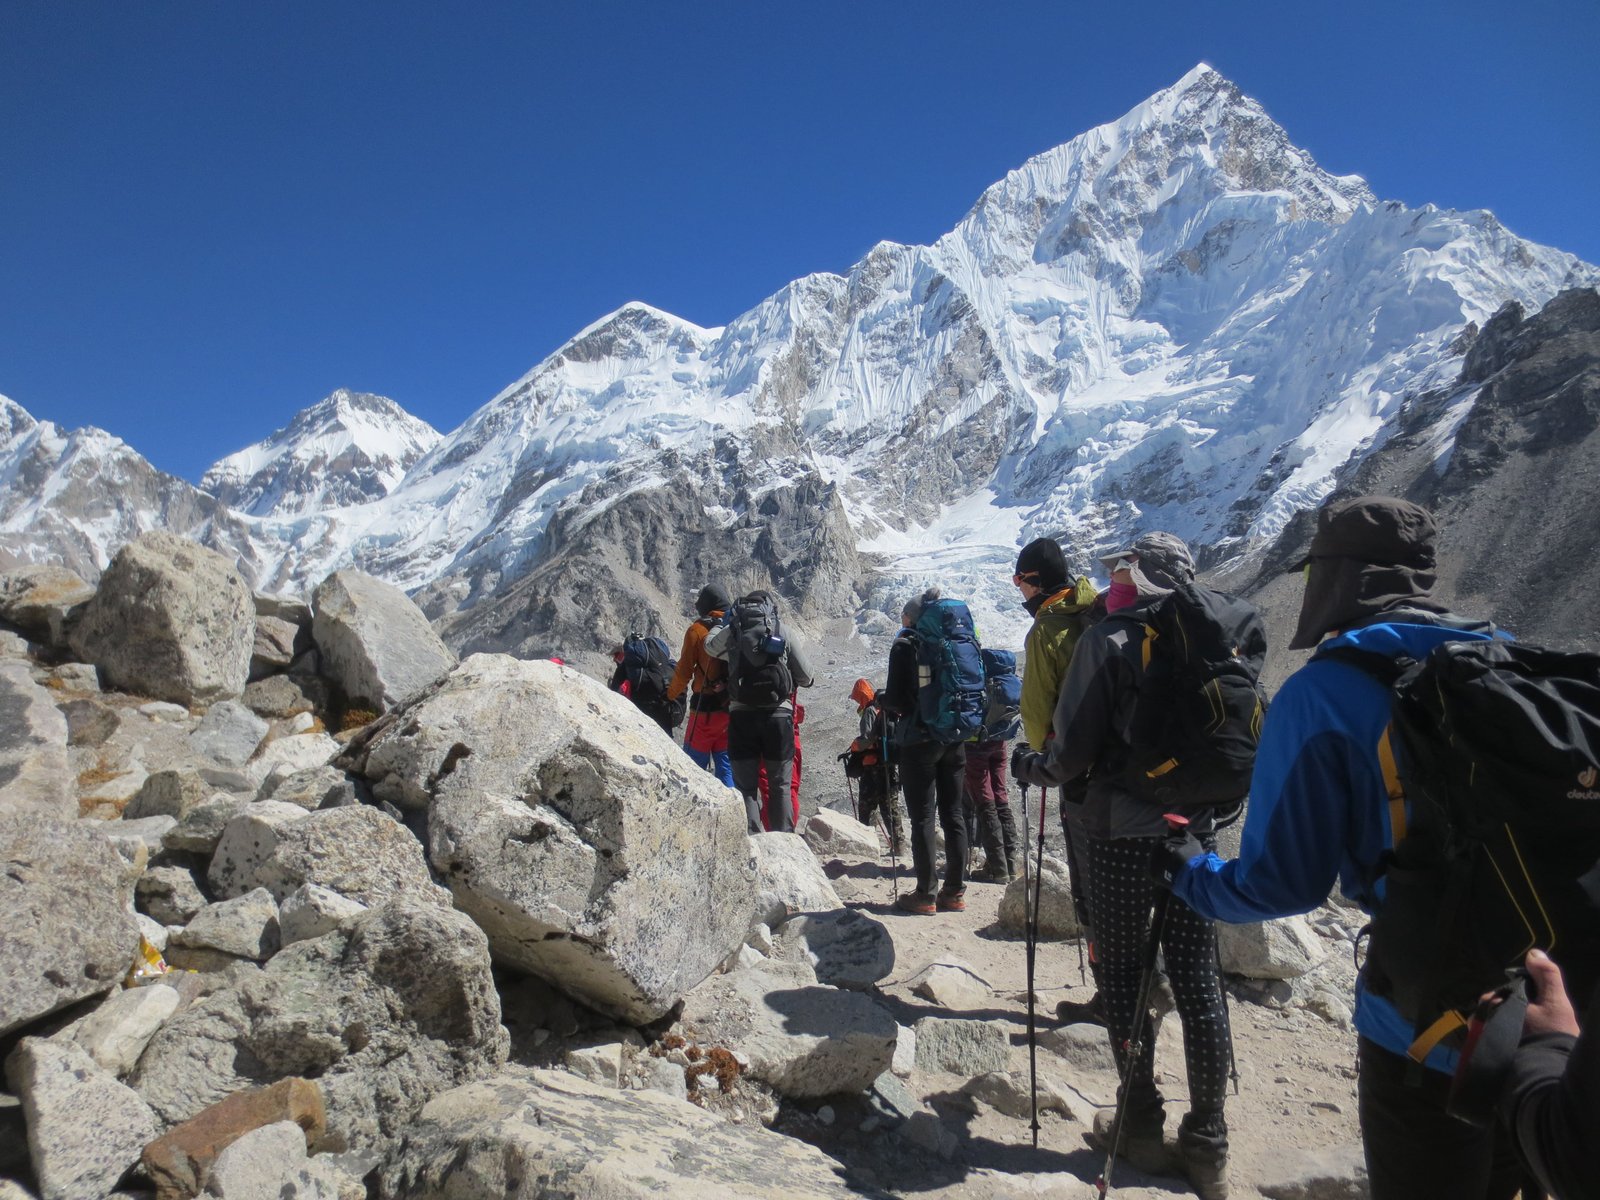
(4, 65), (1598, 660)
(1212, 284), (1600, 685)
(200, 389), (440, 518)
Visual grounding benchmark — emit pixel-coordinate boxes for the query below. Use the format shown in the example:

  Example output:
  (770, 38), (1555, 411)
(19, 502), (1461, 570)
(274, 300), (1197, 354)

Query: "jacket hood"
(1289, 557), (1450, 650)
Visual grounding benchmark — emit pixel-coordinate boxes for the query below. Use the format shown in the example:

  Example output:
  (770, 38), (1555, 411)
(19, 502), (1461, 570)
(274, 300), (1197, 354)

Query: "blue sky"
(3, 1), (1596, 481)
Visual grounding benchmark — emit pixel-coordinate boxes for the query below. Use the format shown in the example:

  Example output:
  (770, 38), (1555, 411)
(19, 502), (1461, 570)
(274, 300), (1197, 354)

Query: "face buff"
(1107, 580), (1139, 612)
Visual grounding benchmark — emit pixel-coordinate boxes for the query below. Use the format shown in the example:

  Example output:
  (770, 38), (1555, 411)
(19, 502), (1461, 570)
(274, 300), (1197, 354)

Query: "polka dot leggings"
(1088, 835), (1231, 1124)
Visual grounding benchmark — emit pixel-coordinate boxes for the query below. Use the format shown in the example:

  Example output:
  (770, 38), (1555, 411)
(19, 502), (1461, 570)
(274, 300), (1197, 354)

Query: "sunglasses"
(1105, 556), (1137, 574)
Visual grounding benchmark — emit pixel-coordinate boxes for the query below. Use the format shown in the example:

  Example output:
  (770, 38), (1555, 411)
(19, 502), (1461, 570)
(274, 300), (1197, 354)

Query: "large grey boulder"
(210, 804), (447, 910)
(750, 832), (843, 926)
(344, 654), (758, 1024)
(7, 1037), (158, 1200)
(0, 816), (139, 1036)
(1218, 914), (1326, 980)
(679, 960), (896, 1099)
(381, 1069), (857, 1199)
(130, 900), (509, 1154)
(69, 531), (254, 705)
(0, 661), (72, 820)
(998, 853), (1082, 938)
(768, 909), (894, 991)
(311, 571), (455, 713)
(0, 565), (94, 650)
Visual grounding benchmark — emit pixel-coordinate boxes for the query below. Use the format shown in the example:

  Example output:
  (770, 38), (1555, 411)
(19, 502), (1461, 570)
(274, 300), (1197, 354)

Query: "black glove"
(1010, 744), (1036, 784)
(1151, 826), (1206, 889)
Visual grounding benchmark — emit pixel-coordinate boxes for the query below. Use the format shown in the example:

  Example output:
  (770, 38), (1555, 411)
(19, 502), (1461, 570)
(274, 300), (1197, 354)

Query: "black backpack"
(1121, 579), (1268, 807)
(727, 593), (793, 708)
(1326, 637), (1600, 1075)
(620, 634), (675, 714)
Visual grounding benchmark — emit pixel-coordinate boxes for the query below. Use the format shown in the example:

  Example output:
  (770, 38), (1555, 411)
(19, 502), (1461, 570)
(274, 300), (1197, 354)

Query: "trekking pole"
(1018, 779), (1041, 1149)
(1060, 808), (1089, 988)
(1216, 938), (1241, 1097)
(1096, 812), (1189, 1198)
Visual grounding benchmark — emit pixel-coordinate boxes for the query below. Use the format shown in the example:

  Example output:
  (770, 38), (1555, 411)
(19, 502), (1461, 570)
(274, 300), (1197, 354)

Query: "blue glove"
(1151, 827), (1205, 889)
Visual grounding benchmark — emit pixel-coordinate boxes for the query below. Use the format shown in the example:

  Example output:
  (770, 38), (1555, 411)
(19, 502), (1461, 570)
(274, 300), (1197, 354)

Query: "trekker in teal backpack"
(882, 586), (986, 915)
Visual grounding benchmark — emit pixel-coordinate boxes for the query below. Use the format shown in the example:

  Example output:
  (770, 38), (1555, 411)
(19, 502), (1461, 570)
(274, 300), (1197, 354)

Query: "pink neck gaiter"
(1106, 581), (1139, 613)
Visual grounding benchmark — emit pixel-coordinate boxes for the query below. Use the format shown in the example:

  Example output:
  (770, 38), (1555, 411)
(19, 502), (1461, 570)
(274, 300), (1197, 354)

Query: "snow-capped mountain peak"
(200, 389), (441, 518)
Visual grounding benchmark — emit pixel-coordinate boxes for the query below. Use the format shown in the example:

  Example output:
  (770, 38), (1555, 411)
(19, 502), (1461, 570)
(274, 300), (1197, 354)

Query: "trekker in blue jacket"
(1161, 495), (1531, 1200)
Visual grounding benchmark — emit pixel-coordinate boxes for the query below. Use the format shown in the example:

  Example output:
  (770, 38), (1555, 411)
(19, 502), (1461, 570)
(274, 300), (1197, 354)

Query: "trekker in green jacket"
(1014, 536), (1104, 1025)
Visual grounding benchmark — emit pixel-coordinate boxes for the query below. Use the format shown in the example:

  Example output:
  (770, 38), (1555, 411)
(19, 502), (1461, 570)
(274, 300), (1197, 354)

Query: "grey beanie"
(902, 586), (941, 624)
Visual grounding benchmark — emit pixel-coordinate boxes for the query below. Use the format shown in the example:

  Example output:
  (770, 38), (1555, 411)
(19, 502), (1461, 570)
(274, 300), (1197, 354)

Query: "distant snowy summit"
(200, 389), (441, 517)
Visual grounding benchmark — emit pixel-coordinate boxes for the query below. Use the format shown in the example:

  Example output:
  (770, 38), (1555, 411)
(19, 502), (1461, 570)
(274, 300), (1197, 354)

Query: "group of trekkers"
(610, 585), (812, 836)
(613, 494), (1597, 1200)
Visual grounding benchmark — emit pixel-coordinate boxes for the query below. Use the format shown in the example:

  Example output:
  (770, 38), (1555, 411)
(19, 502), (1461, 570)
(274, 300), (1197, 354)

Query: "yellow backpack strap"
(1407, 1009), (1468, 1063)
(1140, 624), (1157, 671)
(1378, 725), (1407, 844)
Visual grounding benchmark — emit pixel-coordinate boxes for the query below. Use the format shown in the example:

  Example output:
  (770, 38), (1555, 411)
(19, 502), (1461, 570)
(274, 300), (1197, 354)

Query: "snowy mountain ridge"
(200, 389), (441, 518)
(3, 64), (1597, 652)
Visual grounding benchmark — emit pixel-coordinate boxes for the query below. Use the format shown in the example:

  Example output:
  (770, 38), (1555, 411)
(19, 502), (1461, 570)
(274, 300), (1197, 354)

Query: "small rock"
(906, 958), (992, 1010)
(278, 884), (368, 946)
(1039, 1022), (1116, 1073)
(1217, 915), (1326, 980)
(163, 792), (251, 856)
(137, 866), (210, 926)
(912, 1016), (1009, 1076)
(141, 1077), (326, 1200)
(140, 701), (192, 722)
(801, 809), (880, 859)
(61, 698), (119, 747)
(900, 1110), (958, 1160)
(50, 662), (100, 692)
(816, 1104), (834, 1126)
(564, 1043), (624, 1087)
(769, 909), (894, 991)
(891, 1024), (916, 1078)
(170, 888), (280, 962)
(126, 770), (211, 821)
(1257, 1142), (1369, 1200)
(189, 701), (270, 768)
(57, 983), (181, 1077)
(638, 1057), (688, 1101)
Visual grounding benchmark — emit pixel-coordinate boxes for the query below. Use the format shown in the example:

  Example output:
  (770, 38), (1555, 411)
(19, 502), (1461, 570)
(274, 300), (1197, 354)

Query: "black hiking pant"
(900, 739), (967, 896)
(730, 708), (795, 834)
(1088, 836), (1230, 1157)
(1357, 1037), (1537, 1200)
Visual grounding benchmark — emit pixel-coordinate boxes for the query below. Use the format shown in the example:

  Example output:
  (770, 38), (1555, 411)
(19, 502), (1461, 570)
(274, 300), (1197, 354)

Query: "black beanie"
(696, 584), (730, 616)
(1015, 537), (1068, 592)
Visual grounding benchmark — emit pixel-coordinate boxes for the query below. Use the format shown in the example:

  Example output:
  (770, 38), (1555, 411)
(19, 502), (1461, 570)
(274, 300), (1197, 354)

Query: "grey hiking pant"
(729, 707), (794, 834)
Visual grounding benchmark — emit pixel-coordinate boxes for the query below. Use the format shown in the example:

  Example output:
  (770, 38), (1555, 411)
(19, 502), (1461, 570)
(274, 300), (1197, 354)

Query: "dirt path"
(778, 846), (1364, 1199)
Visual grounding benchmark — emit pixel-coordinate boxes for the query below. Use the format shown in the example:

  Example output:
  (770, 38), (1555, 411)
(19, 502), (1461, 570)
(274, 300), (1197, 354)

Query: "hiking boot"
(894, 891), (936, 915)
(935, 888), (966, 912)
(969, 860), (1010, 883)
(1090, 1107), (1171, 1176)
(1055, 991), (1106, 1026)
(1173, 1111), (1229, 1200)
